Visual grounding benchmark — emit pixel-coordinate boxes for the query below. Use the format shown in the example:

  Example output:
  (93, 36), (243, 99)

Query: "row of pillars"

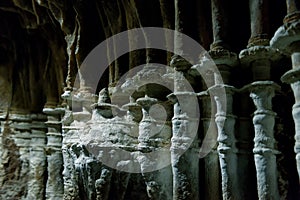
(0, 107), (64, 200)
(42, 0), (300, 199)
(173, 0), (300, 200)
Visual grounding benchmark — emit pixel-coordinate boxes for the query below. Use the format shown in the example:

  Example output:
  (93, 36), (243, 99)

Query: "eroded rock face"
(0, 0), (300, 200)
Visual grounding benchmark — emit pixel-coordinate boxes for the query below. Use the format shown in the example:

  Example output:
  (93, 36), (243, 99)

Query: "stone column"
(248, 0), (270, 47)
(270, 0), (300, 182)
(210, 0), (230, 50)
(209, 1), (240, 198)
(136, 95), (173, 200)
(210, 85), (240, 200)
(240, 1), (282, 198)
(10, 112), (32, 196)
(27, 114), (47, 199)
(173, 0), (196, 66)
(245, 82), (281, 200)
(198, 92), (220, 200)
(284, 0), (300, 24)
(236, 94), (257, 200)
(174, 0), (193, 52)
(168, 57), (199, 199)
(168, 91), (199, 200)
(43, 107), (64, 200)
(281, 52), (300, 182)
(239, 58), (281, 199)
(193, 55), (220, 200)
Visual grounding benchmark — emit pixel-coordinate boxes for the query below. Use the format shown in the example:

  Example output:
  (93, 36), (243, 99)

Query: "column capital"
(239, 46), (282, 67)
(270, 21), (300, 53)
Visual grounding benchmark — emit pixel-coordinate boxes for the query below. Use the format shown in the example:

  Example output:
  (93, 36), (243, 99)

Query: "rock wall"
(0, 0), (300, 199)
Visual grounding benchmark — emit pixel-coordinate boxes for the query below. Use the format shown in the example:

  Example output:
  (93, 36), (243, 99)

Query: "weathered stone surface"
(0, 0), (300, 199)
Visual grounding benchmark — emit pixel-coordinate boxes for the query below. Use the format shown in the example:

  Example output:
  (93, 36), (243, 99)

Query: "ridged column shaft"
(248, 82), (280, 200)
(292, 80), (300, 182)
(271, 0), (300, 183)
(198, 92), (220, 200)
(168, 63), (200, 199)
(27, 114), (47, 199)
(211, 85), (239, 200)
(137, 95), (172, 200)
(43, 108), (64, 200)
(281, 52), (300, 182)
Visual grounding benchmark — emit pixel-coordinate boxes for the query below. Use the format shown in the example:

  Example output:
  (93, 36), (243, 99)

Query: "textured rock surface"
(0, 0), (300, 200)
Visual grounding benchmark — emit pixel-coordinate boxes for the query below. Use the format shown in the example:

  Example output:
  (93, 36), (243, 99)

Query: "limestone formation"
(271, 0), (300, 184)
(0, 0), (300, 200)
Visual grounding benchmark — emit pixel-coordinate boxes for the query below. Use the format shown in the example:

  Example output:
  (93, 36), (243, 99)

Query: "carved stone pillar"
(209, 1), (240, 197)
(236, 94), (257, 200)
(271, 0), (300, 182)
(244, 82), (281, 200)
(168, 91), (199, 200)
(238, 65), (281, 200)
(210, 0), (230, 50)
(136, 95), (173, 200)
(6, 112), (31, 197)
(168, 57), (199, 199)
(240, 1), (282, 197)
(281, 52), (300, 182)
(210, 85), (240, 200)
(248, 0), (270, 47)
(198, 92), (220, 200)
(27, 114), (47, 199)
(43, 107), (64, 200)
(193, 55), (220, 200)
(174, 0), (193, 54)
(239, 58), (281, 199)
(284, 0), (300, 24)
